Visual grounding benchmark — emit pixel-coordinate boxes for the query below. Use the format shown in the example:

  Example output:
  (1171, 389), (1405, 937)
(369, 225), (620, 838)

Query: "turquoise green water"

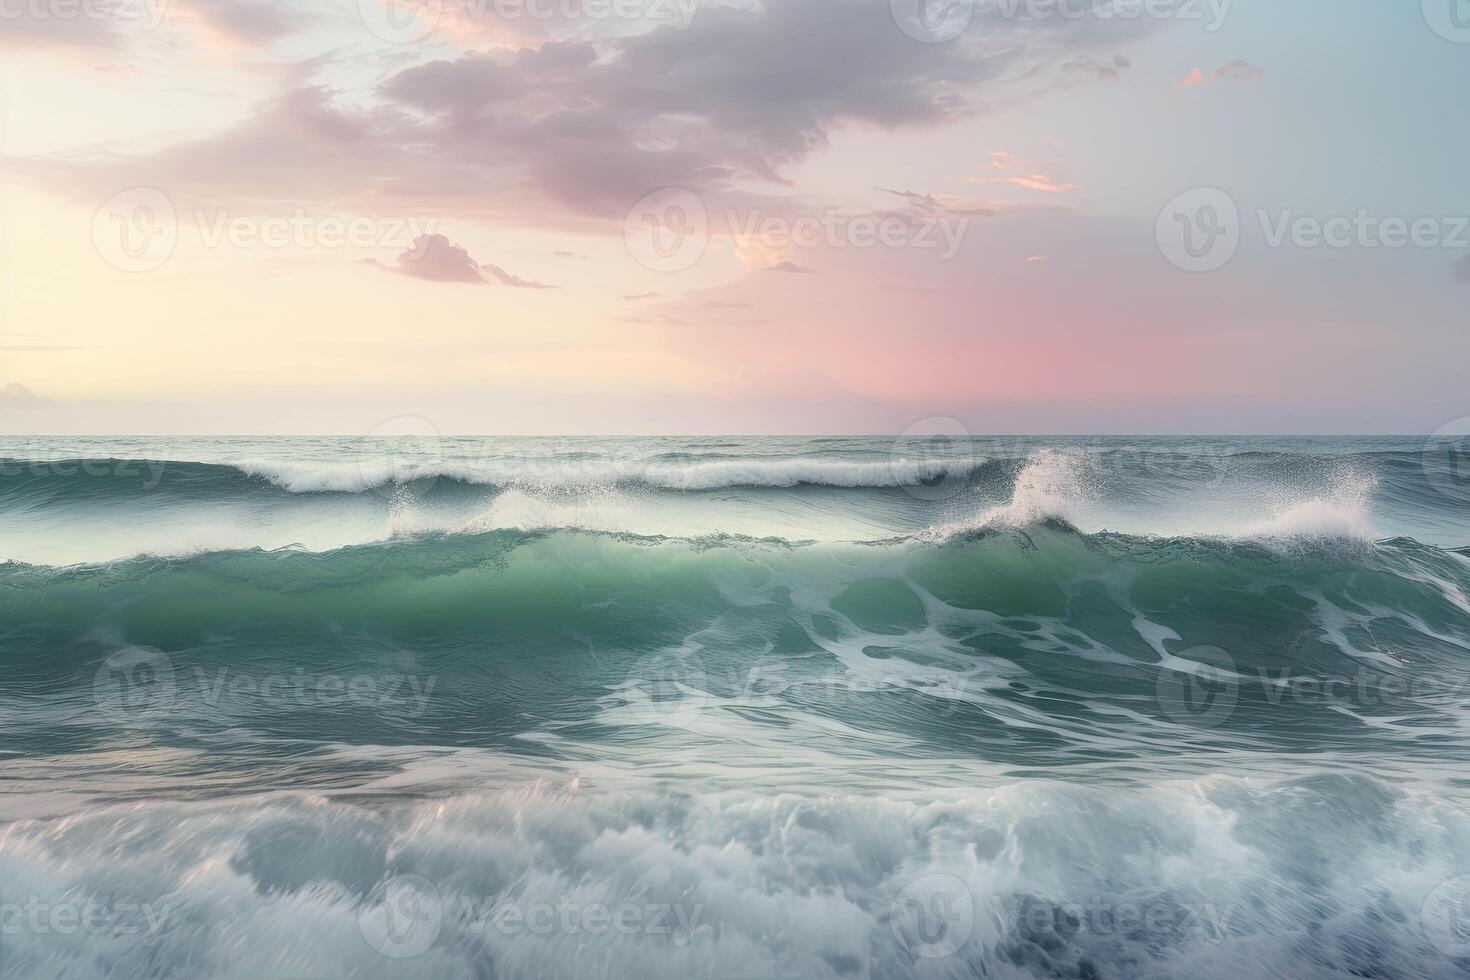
(1, 436), (1469, 978)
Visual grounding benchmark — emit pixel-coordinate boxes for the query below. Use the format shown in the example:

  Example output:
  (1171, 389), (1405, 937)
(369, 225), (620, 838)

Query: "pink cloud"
(1180, 60), (1264, 88)
(16, 0), (1163, 236)
(376, 234), (552, 287)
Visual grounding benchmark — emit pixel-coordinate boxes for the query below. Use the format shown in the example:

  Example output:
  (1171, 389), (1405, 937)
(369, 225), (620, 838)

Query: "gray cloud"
(0, 0), (304, 51)
(186, 0), (303, 44)
(19, 0), (1163, 230)
(1061, 54), (1131, 81)
(1214, 59), (1264, 81)
(0, 11), (118, 49)
(382, 234), (551, 287)
(873, 186), (995, 221)
(483, 262), (553, 289)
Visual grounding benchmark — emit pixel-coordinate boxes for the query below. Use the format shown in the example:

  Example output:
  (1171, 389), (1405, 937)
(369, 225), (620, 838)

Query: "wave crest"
(241, 457), (987, 493)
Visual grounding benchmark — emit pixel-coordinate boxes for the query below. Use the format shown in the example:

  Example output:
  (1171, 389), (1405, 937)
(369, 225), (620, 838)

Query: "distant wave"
(237, 456), (991, 492)
(2, 446), (1460, 566)
(0, 455), (991, 494)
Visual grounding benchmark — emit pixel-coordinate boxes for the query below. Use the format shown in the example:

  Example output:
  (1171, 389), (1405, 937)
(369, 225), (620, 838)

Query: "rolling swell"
(4, 437), (1470, 979)
(0, 455), (996, 499)
(1, 446), (1454, 498)
(4, 524), (1468, 779)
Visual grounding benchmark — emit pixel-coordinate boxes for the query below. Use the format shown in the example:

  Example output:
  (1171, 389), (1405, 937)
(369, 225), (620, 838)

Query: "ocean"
(1, 434), (1468, 978)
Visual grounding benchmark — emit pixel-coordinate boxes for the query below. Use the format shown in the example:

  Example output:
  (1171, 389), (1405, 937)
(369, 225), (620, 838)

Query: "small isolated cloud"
(483, 263), (553, 289)
(878, 187), (945, 208)
(185, 0), (303, 46)
(1005, 174), (1078, 193)
(1214, 60), (1265, 81)
(766, 261), (817, 274)
(1452, 255), (1470, 282)
(704, 301), (755, 309)
(1026, 255), (1046, 263)
(874, 187), (994, 220)
(389, 234), (484, 283)
(966, 171), (1078, 194)
(1182, 60), (1265, 87)
(988, 151), (1017, 170)
(967, 154), (1077, 194)
(1062, 55), (1131, 82)
(383, 234), (551, 288)
(623, 291), (659, 300)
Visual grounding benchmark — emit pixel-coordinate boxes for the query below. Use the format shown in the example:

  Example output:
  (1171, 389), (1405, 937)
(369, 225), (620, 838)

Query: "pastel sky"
(2, 0), (1467, 434)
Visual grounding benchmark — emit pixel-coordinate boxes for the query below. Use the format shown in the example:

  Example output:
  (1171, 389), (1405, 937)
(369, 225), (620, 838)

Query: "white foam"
(1, 775), (1463, 980)
(239, 457), (984, 494)
(458, 487), (651, 537)
(1235, 471), (1377, 544)
(921, 450), (1095, 539)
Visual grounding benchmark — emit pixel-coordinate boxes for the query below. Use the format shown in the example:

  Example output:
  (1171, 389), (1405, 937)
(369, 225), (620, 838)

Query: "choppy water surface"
(2, 435), (1469, 978)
